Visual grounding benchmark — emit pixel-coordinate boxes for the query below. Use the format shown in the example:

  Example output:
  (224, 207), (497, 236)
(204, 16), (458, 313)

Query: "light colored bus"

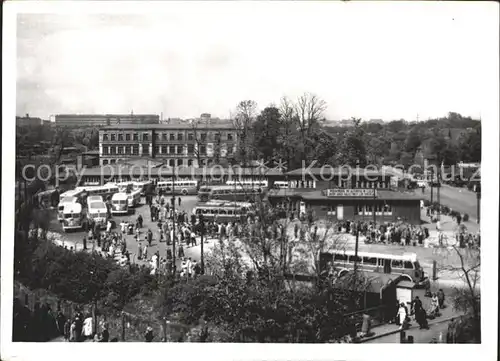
(197, 185), (214, 202)
(194, 200), (254, 222)
(87, 195), (104, 205)
(209, 185), (264, 202)
(87, 201), (108, 228)
(57, 196), (79, 221)
(226, 179), (268, 188)
(320, 250), (429, 287)
(132, 180), (153, 196)
(157, 180), (198, 196)
(61, 203), (84, 232)
(126, 189), (142, 207)
(111, 193), (129, 215)
(273, 181), (290, 189)
(76, 185), (119, 202)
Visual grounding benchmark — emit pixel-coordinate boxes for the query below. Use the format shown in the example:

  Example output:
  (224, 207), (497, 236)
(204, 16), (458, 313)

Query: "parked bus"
(273, 181), (290, 189)
(319, 250), (429, 288)
(87, 195), (103, 205)
(87, 201), (108, 229)
(76, 185), (119, 203)
(61, 203), (84, 232)
(57, 196), (79, 221)
(193, 200), (254, 222)
(132, 180), (153, 196)
(126, 189), (142, 207)
(111, 193), (129, 215)
(226, 179), (268, 188)
(157, 180), (198, 196)
(208, 185), (264, 202)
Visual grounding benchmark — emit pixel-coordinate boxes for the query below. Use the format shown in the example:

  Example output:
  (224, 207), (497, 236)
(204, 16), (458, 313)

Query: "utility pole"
(354, 223), (360, 274)
(171, 167), (176, 275)
(476, 185), (481, 224)
(373, 181), (377, 225)
(199, 213), (205, 274)
(430, 167), (434, 204)
(437, 170), (441, 221)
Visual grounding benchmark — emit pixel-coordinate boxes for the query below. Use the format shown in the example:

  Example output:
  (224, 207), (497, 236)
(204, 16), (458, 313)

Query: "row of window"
(102, 144), (235, 156)
(102, 132), (235, 142)
(332, 254), (414, 269)
(101, 158), (219, 167)
(356, 203), (393, 215)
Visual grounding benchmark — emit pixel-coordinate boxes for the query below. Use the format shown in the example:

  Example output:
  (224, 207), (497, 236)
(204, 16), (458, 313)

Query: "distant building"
(368, 119), (384, 124)
(98, 123), (239, 167)
(54, 114), (160, 127)
(16, 115), (43, 126)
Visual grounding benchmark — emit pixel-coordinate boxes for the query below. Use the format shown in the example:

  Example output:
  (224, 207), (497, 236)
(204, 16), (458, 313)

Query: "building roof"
(100, 123), (236, 130)
(55, 114), (159, 118)
(80, 165), (284, 178)
(285, 167), (395, 177)
(268, 189), (422, 201)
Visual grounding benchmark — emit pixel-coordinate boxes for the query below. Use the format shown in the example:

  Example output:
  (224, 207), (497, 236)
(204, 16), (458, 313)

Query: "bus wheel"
(338, 269), (349, 278)
(401, 274), (413, 283)
(182, 189), (188, 196)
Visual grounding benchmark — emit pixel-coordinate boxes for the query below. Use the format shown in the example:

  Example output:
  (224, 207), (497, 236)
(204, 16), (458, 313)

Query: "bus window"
(391, 259), (403, 269)
(378, 258), (386, 267)
(202, 209), (208, 214)
(349, 255), (361, 264)
(363, 257), (377, 266)
(210, 209), (217, 214)
(219, 210), (227, 215)
(404, 261), (414, 269)
(196, 209), (201, 214)
(334, 253), (347, 262)
(227, 210), (233, 215)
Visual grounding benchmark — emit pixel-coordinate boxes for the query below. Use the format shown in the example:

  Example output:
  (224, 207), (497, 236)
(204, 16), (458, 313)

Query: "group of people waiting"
(395, 289), (446, 331)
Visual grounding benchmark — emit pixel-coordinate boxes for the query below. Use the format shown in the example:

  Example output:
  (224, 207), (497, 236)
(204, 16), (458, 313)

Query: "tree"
(294, 93), (327, 163)
(404, 129), (422, 154)
(253, 106), (282, 164)
(233, 100), (258, 166)
(336, 118), (367, 167)
(442, 246), (480, 343)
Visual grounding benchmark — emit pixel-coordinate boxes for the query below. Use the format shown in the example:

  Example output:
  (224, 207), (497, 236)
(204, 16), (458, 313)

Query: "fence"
(343, 305), (388, 334)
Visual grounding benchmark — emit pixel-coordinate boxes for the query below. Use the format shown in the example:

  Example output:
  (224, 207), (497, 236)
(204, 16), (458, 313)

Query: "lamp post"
(476, 184), (481, 224)
(430, 167), (434, 204)
(199, 213), (205, 274)
(437, 171), (441, 221)
(171, 167), (176, 275)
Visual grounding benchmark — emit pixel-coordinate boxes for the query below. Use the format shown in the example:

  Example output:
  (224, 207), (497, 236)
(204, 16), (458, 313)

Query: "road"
(48, 195), (213, 270)
(365, 319), (450, 343)
(383, 166), (479, 218)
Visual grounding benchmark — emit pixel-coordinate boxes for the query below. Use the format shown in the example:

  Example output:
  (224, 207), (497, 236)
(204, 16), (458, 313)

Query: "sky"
(15, 2), (499, 121)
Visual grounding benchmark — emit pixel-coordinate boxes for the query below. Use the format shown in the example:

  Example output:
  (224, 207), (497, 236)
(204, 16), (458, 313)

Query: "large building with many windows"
(55, 114), (160, 127)
(98, 123), (239, 167)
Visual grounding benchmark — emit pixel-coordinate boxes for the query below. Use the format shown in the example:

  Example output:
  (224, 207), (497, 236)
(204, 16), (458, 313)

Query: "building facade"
(98, 124), (239, 167)
(55, 114), (160, 127)
(16, 115), (44, 126)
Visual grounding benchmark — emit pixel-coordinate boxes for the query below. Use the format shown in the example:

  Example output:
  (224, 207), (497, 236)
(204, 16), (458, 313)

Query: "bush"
(15, 232), (159, 311)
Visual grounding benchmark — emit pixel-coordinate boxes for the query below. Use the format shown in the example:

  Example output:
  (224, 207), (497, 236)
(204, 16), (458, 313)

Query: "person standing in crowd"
(191, 229), (197, 246)
(138, 241), (143, 260)
(437, 289), (445, 309)
(69, 321), (77, 342)
(143, 242), (148, 261)
(186, 257), (193, 278)
(178, 243), (185, 259)
(178, 196), (181, 207)
(147, 229), (153, 247)
(145, 326), (154, 342)
(64, 318), (71, 341)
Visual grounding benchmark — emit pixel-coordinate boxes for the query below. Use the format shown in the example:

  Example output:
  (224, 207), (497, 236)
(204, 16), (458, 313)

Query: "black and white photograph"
(2, 1), (498, 361)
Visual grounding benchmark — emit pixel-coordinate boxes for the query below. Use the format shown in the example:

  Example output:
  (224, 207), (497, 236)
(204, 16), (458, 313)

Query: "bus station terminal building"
(76, 163), (423, 224)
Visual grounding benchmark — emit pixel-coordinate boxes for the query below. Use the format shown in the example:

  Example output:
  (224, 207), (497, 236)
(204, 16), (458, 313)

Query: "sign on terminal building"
(323, 189), (377, 197)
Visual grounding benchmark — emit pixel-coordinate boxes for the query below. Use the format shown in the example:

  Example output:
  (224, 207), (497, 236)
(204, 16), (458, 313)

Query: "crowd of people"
(394, 289), (446, 331)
